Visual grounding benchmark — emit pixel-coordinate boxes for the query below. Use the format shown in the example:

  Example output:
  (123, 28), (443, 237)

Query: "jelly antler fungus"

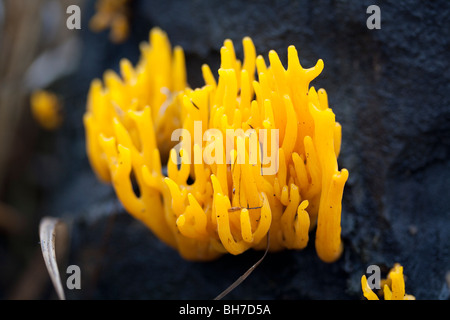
(361, 264), (416, 300)
(84, 28), (348, 262)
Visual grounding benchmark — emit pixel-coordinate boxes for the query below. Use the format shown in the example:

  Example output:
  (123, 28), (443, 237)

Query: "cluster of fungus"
(84, 28), (348, 262)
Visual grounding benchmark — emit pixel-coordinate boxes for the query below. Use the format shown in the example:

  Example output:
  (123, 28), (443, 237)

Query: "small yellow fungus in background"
(30, 90), (63, 131)
(361, 263), (416, 300)
(89, 0), (132, 43)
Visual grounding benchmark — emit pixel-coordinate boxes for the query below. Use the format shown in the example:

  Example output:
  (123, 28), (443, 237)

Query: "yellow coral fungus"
(84, 28), (348, 262)
(361, 264), (416, 300)
(30, 90), (63, 131)
(89, 0), (133, 43)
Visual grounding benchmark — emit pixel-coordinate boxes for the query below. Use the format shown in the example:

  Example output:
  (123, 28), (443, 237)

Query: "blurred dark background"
(0, 0), (449, 300)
